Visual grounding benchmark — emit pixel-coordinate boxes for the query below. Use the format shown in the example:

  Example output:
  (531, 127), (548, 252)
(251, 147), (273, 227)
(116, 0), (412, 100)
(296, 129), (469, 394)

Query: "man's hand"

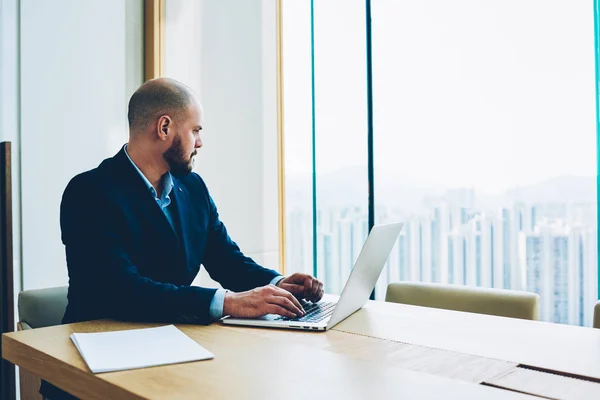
(223, 285), (306, 318)
(277, 273), (324, 303)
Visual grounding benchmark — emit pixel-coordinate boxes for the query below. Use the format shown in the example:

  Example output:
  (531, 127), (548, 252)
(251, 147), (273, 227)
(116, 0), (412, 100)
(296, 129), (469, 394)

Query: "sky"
(282, 0), (597, 195)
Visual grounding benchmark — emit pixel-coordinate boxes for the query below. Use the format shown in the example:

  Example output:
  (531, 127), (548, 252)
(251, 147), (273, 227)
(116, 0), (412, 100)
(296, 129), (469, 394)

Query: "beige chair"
(17, 286), (68, 400)
(594, 301), (600, 329)
(386, 281), (540, 321)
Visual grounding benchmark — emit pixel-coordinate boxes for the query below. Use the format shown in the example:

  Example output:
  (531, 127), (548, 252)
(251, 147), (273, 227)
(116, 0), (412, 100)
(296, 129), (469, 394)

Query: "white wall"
(7, 0), (278, 293)
(164, 0), (280, 286)
(19, 0), (143, 289)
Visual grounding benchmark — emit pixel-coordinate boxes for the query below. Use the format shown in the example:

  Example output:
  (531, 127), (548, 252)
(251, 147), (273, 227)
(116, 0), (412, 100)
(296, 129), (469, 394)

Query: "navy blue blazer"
(61, 147), (280, 325)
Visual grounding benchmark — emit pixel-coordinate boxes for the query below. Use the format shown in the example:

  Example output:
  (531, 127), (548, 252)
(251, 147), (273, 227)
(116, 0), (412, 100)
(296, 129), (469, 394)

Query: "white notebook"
(71, 325), (214, 373)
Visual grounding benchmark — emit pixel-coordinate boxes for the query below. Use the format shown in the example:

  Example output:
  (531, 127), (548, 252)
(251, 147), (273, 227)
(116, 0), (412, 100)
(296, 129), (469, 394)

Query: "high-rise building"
(421, 215), (432, 282)
(286, 208), (313, 275)
(436, 203), (450, 284)
(551, 234), (569, 324)
(448, 229), (465, 285)
(581, 228), (598, 327)
(398, 230), (410, 281)
(317, 232), (338, 294)
(521, 223), (589, 324)
(502, 208), (513, 290)
(479, 212), (494, 288)
(407, 218), (421, 281)
(337, 218), (353, 286)
(463, 221), (478, 286)
(352, 214), (368, 264)
(492, 212), (505, 289)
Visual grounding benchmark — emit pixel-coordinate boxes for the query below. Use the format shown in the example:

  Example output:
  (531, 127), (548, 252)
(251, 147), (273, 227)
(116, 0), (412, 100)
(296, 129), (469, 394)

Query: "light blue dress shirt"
(124, 145), (175, 225)
(124, 145), (284, 320)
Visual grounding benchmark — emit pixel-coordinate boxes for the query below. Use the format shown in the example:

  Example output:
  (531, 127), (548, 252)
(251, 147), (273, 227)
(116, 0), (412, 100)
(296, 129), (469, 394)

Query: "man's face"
(163, 99), (203, 177)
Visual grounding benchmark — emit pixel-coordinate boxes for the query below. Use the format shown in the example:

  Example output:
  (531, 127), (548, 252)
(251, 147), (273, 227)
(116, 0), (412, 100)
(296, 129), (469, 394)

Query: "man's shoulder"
(63, 157), (116, 199)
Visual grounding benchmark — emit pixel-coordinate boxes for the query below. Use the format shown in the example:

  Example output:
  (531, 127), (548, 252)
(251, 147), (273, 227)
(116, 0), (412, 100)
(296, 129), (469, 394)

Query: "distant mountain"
(286, 168), (596, 211)
(286, 166), (445, 210)
(504, 176), (596, 204)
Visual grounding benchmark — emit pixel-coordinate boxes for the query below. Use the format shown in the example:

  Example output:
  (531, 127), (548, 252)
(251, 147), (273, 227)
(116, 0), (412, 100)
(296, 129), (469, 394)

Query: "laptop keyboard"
(275, 301), (336, 323)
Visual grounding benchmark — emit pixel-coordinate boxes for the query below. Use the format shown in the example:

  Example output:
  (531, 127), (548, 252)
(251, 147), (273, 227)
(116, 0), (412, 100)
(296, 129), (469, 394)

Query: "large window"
(283, 1), (598, 326)
(283, 0), (368, 294)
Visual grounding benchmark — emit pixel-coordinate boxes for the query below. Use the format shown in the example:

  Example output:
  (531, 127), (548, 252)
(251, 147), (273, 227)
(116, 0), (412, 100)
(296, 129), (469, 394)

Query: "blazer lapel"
(112, 148), (180, 251)
(171, 179), (192, 263)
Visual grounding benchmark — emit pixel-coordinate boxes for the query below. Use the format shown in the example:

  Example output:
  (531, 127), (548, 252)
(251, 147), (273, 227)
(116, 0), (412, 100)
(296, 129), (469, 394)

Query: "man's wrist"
(222, 290), (237, 317)
(209, 289), (227, 320)
(271, 275), (285, 287)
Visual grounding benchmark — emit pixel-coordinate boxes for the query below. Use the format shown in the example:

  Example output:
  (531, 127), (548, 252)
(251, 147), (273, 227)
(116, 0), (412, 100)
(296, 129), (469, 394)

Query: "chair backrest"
(594, 301), (600, 329)
(386, 281), (540, 321)
(18, 286), (68, 329)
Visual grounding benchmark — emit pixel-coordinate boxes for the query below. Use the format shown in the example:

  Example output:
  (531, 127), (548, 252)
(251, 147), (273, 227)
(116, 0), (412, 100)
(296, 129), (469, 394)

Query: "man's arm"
(197, 175), (280, 292)
(61, 176), (217, 325)
(192, 175), (317, 319)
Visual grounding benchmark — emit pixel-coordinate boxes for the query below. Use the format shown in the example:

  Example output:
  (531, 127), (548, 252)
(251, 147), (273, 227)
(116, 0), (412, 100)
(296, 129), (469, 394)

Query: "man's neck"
(126, 142), (168, 195)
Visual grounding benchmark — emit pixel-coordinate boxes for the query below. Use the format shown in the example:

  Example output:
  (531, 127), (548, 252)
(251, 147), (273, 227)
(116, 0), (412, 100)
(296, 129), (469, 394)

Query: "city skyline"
(281, 0), (598, 329)
(285, 181), (598, 327)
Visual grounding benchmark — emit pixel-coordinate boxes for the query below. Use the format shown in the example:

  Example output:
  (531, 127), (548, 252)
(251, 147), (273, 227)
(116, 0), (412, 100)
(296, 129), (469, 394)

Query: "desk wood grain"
(334, 300), (600, 381)
(227, 324), (517, 384)
(3, 320), (535, 400)
(485, 368), (600, 400)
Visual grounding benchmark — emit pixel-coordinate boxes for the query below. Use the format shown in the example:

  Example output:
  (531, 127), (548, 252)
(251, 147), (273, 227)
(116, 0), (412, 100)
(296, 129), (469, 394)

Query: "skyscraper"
(337, 218), (353, 285)
(522, 223), (587, 324)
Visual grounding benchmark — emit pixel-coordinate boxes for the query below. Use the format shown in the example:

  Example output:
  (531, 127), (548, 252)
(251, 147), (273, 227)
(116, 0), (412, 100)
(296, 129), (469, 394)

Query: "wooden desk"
(3, 300), (600, 399)
(334, 301), (600, 380)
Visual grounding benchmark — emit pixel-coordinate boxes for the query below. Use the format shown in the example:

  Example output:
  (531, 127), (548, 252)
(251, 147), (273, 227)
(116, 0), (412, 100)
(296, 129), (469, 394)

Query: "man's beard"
(163, 135), (196, 177)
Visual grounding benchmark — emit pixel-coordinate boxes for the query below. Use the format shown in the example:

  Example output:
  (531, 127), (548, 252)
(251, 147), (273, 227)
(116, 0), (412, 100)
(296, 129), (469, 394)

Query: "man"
(41, 78), (324, 399)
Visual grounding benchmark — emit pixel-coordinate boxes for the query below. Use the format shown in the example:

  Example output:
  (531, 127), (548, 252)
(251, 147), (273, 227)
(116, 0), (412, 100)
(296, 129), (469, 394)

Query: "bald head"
(127, 78), (195, 133)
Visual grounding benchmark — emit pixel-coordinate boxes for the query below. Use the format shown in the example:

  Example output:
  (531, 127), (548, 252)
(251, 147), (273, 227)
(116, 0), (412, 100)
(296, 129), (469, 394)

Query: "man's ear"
(157, 115), (171, 140)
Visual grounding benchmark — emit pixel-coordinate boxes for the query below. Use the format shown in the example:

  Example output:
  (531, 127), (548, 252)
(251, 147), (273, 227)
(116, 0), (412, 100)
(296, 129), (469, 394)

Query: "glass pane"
(372, 0), (598, 326)
(283, 1), (314, 277)
(283, 0), (369, 294)
(314, 0), (369, 294)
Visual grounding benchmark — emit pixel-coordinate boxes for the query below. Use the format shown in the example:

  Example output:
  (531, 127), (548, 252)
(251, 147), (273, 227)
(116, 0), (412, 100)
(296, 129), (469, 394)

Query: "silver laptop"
(222, 222), (403, 331)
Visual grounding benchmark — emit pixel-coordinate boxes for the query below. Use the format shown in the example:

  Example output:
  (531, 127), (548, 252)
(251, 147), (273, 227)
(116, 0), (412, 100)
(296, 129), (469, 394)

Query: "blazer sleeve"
(61, 175), (217, 325)
(195, 175), (281, 292)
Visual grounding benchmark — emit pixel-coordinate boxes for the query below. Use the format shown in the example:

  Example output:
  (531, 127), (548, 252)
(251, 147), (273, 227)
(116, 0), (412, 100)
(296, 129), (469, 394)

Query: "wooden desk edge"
(2, 333), (143, 400)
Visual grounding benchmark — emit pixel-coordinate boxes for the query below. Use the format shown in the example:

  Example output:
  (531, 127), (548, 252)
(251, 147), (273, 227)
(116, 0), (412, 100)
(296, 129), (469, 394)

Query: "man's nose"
(195, 138), (203, 149)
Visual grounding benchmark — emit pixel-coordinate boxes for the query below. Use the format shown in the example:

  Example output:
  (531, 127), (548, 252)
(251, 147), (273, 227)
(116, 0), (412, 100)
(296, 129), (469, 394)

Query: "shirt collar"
(123, 144), (174, 202)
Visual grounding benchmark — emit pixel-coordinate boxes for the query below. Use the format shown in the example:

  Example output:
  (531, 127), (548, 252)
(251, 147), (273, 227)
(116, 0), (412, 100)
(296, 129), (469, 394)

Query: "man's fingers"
(303, 279), (321, 302)
(316, 284), (324, 301)
(309, 282), (324, 302)
(268, 295), (304, 317)
(278, 275), (323, 303)
(270, 284), (305, 312)
(279, 288), (305, 312)
(310, 279), (319, 295)
(266, 304), (297, 318)
(304, 278), (315, 300)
